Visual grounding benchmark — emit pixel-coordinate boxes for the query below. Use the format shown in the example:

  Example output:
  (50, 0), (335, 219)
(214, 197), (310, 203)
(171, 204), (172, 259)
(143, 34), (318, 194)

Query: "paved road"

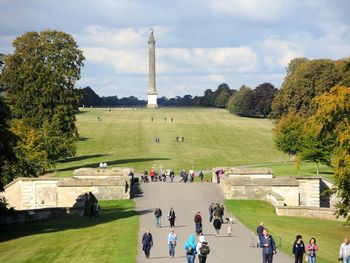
(134, 177), (292, 263)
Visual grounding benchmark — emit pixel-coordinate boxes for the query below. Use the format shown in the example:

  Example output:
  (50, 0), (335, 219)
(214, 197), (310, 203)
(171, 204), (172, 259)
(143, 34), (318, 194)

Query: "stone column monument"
(147, 28), (158, 108)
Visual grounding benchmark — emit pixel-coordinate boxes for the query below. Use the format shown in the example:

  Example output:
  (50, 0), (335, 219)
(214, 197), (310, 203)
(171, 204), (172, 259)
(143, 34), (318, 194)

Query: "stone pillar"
(147, 29), (158, 108)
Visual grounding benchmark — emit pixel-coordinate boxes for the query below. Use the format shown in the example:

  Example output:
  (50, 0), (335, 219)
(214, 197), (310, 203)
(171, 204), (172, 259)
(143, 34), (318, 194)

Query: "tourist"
(167, 229), (178, 258)
(257, 222), (265, 243)
(260, 229), (276, 263)
(292, 235), (305, 263)
(154, 207), (162, 228)
(169, 169), (175, 183)
(213, 216), (222, 237)
(339, 238), (350, 263)
(184, 234), (197, 263)
(220, 204), (225, 223)
(168, 207), (176, 228)
(89, 202), (95, 217)
(199, 171), (204, 182)
(171, 117), (173, 122)
(189, 169), (195, 182)
(94, 201), (100, 217)
(196, 235), (209, 263)
(194, 211), (203, 235)
(182, 136), (185, 142)
(208, 203), (214, 222)
(142, 229), (153, 259)
(306, 237), (318, 263)
(150, 169), (155, 182)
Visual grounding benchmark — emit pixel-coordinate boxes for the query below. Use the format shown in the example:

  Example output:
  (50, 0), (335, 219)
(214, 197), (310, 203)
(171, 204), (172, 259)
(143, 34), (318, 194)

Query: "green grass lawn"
(225, 200), (349, 263)
(0, 200), (138, 263)
(52, 107), (297, 177)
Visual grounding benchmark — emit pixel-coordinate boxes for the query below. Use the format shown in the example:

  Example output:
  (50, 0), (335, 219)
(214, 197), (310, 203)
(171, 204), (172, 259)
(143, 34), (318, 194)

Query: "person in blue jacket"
(184, 234), (197, 263)
(260, 228), (276, 263)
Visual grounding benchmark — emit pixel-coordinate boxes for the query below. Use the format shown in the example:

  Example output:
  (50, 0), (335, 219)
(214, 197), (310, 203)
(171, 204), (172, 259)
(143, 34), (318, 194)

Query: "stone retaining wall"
(1, 168), (131, 210)
(0, 207), (82, 224)
(275, 206), (342, 221)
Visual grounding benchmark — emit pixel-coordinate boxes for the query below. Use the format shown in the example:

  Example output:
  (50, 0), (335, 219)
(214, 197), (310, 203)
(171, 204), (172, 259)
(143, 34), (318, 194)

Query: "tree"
(271, 58), (347, 118)
(0, 95), (17, 190)
(250, 83), (278, 117)
(2, 30), (84, 161)
(226, 85), (252, 116)
(273, 112), (304, 155)
(79, 86), (102, 107)
(298, 128), (333, 175)
(214, 89), (231, 108)
(308, 85), (350, 221)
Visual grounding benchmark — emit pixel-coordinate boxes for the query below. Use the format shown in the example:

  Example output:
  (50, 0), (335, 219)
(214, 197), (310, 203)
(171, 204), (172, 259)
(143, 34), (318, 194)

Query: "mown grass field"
(0, 200), (138, 263)
(52, 107), (333, 178)
(225, 200), (348, 263)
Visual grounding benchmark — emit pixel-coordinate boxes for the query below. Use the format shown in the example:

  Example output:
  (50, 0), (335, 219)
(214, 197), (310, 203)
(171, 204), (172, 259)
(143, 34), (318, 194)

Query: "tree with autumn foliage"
(306, 85), (350, 221)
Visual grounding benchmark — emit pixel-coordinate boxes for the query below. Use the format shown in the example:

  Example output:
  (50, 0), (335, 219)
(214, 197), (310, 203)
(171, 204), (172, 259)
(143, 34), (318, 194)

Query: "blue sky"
(0, 0), (349, 99)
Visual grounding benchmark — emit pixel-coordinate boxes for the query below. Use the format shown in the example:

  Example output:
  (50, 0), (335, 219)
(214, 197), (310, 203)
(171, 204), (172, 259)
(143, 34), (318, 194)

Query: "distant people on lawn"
(154, 207), (162, 228)
(260, 228), (276, 263)
(167, 229), (178, 258)
(142, 229), (153, 259)
(168, 207), (176, 228)
(339, 238), (350, 263)
(306, 237), (318, 263)
(293, 234), (305, 263)
(194, 212), (203, 235)
(155, 137), (160, 143)
(99, 162), (107, 169)
(184, 234), (197, 263)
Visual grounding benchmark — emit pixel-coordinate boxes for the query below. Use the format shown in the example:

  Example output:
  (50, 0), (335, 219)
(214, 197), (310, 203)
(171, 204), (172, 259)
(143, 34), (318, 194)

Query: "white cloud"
(210, 0), (287, 21)
(83, 44), (257, 76)
(262, 36), (304, 69)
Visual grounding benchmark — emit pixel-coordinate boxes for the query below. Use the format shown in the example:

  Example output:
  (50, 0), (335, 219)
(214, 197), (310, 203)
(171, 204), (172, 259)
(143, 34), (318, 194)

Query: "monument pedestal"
(147, 94), (158, 108)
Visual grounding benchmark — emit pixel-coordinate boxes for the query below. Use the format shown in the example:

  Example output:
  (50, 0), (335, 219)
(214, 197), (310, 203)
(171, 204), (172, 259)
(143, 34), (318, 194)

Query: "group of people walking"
(141, 168), (205, 183)
(256, 222), (350, 263)
(141, 206), (212, 262)
(142, 203), (234, 261)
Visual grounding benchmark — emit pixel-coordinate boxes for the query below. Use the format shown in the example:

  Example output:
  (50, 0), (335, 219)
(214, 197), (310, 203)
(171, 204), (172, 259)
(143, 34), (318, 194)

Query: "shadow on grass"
(0, 205), (137, 243)
(54, 157), (171, 172)
(78, 136), (91, 142)
(59, 153), (109, 163)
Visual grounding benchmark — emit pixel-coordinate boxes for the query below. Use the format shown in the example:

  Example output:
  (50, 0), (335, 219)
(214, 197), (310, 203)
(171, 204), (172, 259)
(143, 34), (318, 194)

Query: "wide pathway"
(134, 177), (292, 263)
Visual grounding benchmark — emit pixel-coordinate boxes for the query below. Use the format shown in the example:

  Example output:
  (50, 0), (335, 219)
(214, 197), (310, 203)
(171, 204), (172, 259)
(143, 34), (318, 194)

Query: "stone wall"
(0, 207), (82, 224)
(275, 206), (342, 221)
(1, 168), (131, 210)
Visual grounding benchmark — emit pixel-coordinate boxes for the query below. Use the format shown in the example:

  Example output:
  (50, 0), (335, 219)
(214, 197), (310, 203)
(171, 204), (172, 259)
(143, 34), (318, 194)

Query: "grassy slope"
(225, 200), (348, 263)
(0, 200), (138, 263)
(53, 107), (329, 177)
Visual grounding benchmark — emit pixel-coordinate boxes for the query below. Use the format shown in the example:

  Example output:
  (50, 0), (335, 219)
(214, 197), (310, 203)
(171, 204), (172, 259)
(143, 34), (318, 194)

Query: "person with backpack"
(194, 211), (203, 235)
(168, 207), (176, 228)
(154, 207), (162, 228)
(167, 229), (178, 258)
(196, 234), (210, 263)
(184, 234), (197, 263)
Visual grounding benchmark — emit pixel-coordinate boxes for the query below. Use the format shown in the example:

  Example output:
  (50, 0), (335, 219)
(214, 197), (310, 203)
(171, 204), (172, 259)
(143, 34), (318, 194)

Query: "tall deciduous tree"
(271, 58), (348, 118)
(2, 30), (85, 162)
(226, 85), (252, 116)
(308, 85), (350, 221)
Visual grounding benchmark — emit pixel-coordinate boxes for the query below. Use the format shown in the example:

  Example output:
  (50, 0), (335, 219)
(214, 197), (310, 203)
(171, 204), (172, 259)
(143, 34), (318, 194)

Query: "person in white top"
(339, 238), (350, 263)
(167, 229), (178, 258)
(196, 235), (208, 263)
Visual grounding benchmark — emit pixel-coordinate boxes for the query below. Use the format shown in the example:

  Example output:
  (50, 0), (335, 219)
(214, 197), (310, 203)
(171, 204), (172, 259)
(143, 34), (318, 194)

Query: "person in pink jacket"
(306, 237), (319, 263)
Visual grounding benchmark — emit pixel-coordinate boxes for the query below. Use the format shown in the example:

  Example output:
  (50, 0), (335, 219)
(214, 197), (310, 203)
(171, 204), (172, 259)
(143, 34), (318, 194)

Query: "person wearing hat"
(196, 234), (209, 263)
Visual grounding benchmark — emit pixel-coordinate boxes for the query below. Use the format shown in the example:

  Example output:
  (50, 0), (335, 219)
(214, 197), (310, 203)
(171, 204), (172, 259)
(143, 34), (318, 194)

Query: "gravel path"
(134, 177), (292, 263)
